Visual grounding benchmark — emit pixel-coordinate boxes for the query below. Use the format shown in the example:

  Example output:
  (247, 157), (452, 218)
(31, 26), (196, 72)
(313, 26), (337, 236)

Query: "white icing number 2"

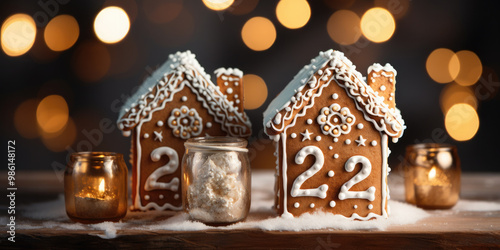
(338, 156), (376, 201)
(145, 147), (180, 192)
(291, 146), (328, 199)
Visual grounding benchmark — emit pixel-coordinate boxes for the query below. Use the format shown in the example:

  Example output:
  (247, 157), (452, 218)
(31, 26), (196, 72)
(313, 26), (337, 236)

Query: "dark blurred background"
(0, 0), (499, 174)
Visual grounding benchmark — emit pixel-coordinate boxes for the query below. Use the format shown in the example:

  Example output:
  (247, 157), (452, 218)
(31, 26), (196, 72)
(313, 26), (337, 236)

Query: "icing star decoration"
(154, 131), (163, 142)
(355, 135), (366, 146)
(301, 129), (313, 141)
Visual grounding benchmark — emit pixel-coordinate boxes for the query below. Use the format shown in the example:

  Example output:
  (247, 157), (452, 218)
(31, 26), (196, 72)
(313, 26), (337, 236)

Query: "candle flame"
(99, 179), (105, 193)
(428, 167), (437, 179)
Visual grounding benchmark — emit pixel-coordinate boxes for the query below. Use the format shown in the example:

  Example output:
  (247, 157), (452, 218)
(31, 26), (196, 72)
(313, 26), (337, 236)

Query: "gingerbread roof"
(117, 50), (251, 137)
(263, 49), (405, 141)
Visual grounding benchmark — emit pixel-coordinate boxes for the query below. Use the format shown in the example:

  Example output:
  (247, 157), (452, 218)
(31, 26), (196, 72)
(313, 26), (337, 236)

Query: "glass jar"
(404, 143), (461, 209)
(64, 152), (128, 223)
(182, 137), (251, 225)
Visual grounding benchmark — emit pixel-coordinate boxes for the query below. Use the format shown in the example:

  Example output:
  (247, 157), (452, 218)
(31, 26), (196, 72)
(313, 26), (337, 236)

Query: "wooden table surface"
(1, 170), (500, 249)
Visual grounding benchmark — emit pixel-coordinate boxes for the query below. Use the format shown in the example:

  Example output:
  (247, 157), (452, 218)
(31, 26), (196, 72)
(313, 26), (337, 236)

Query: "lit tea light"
(404, 144), (460, 209)
(65, 152), (128, 223)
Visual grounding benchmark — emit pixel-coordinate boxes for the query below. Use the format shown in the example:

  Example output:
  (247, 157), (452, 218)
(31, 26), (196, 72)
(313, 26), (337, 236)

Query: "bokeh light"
(230, 0), (259, 15)
(243, 74), (268, 109)
(374, 0), (410, 20)
(241, 17), (276, 51)
(14, 99), (40, 139)
(445, 103), (479, 141)
(276, 0), (311, 29)
(44, 15), (79, 52)
(455, 50), (482, 87)
(360, 7), (396, 43)
(426, 48), (460, 84)
(327, 10), (361, 45)
(41, 118), (77, 152)
(440, 83), (477, 114)
(71, 41), (111, 82)
(202, 0), (234, 11)
(104, 0), (138, 23)
(94, 6), (130, 44)
(36, 95), (69, 134)
(143, 0), (183, 24)
(1, 14), (36, 57)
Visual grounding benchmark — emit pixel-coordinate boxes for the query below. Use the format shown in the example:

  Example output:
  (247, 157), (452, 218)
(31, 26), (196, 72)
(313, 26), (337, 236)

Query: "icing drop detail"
(309, 203), (315, 208)
(168, 105), (203, 139)
(371, 140), (378, 146)
(317, 103), (355, 138)
(145, 146), (180, 192)
(327, 170), (334, 177)
(338, 156), (376, 201)
(291, 133), (297, 138)
(291, 146), (328, 199)
(294, 202), (300, 208)
(329, 201), (336, 207)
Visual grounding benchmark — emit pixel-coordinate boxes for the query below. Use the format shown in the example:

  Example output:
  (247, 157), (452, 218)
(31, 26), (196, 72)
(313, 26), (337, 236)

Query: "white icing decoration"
(307, 119), (313, 124)
(315, 136), (321, 141)
(263, 49), (405, 143)
(235, 99), (240, 104)
(368, 63), (397, 76)
(357, 123), (364, 129)
(294, 202), (300, 208)
(174, 194), (179, 200)
(333, 138), (338, 142)
(168, 105), (203, 139)
(145, 195), (150, 200)
(214, 67), (243, 78)
(300, 129), (313, 141)
(206, 122), (212, 128)
(181, 96), (187, 102)
(345, 139), (351, 145)
(159, 194), (164, 199)
(332, 93), (338, 99)
(143, 133), (149, 139)
(226, 87), (233, 94)
(291, 146), (328, 199)
(154, 131), (163, 142)
(117, 51), (251, 143)
(371, 140), (377, 146)
(291, 133), (297, 138)
(328, 146), (333, 150)
(328, 170), (334, 177)
(380, 85), (386, 91)
(274, 113), (282, 125)
(368, 204), (373, 210)
(309, 203), (315, 208)
(334, 154), (339, 159)
(224, 82), (229, 86)
(355, 135), (366, 146)
(354, 205), (358, 209)
(317, 104), (355, 138)
(338, 156), (376, 201)
(329, 201), (336, 208)
(234, 94), (238, 98)
(145, 147), (180, 192)
(157, 120), (164, 127)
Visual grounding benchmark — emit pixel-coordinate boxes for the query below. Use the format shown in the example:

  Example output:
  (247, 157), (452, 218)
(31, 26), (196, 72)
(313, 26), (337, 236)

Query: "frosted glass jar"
(182, 137), (251, 225)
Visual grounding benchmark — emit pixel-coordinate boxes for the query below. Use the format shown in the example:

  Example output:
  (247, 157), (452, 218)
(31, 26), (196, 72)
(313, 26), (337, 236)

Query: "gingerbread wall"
(276, 70), (387, 218)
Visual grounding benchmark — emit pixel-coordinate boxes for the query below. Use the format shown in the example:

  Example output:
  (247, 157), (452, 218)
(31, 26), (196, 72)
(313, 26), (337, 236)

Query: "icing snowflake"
(168, 105), (203, 139)
(317, 103), (355, 137)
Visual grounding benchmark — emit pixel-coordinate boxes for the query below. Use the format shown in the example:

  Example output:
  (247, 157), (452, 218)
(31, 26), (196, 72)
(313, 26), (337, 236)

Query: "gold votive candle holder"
(64, 152), (128, 223)
(404, 143), (460, 209)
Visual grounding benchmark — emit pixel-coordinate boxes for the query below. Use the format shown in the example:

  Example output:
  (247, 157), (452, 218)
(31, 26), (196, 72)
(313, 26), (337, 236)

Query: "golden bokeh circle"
(1, 14), (36, 56)
(327, 10), (361, 45)
(241, 17), (276, 51)
(243, 74), (268, 110)
(445, 103), (479, 141)
(276, 0), (311, 29)
(44, 15), (79, 51)
(360, 7), (396, 43)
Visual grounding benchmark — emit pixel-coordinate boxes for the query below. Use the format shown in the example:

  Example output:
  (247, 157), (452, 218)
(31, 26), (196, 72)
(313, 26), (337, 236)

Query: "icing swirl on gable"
(263, 50), (405, 140)
(117, 51), (251, 137)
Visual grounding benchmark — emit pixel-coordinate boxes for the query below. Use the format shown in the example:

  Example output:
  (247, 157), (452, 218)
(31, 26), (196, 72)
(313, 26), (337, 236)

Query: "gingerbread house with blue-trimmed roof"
(263, 49), (405, 219)
(117, 51), (251, 211)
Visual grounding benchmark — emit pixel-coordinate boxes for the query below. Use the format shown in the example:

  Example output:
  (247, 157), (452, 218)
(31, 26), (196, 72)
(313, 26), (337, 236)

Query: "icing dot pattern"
(317, 103), (355, 138)
(168, 105), (203, 139)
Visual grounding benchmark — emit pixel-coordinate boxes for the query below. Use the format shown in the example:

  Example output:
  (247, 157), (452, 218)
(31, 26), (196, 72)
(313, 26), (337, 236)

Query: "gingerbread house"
(117, 51), (251, 211)
(263, 50), (405, 220)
